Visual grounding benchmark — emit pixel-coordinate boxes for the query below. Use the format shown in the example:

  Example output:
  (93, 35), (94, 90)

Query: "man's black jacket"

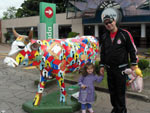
(100, 28), (137, 68)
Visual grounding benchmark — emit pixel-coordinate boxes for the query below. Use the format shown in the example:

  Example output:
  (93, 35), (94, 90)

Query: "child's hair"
(81, 62), (95, 77)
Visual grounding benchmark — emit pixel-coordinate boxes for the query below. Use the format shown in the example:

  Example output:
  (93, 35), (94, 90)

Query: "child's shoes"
(88, 108), (94, 113)
(82, 110), (86, 113)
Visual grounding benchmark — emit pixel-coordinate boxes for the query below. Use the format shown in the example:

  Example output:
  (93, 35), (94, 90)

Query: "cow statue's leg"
(33, 72), (47, 106)
(55, 70), (66, 102)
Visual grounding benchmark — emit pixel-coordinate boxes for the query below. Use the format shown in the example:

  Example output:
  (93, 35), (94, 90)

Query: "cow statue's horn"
(12, 27), (20, 38)
(28, 27), (33, 40)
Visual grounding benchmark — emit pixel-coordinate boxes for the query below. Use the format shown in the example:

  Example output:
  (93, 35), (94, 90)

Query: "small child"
(78, 62), (104, 113)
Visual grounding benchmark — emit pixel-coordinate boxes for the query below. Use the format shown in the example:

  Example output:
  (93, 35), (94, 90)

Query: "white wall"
(141, 23), (146, 38)
(56, 13), (83, 35)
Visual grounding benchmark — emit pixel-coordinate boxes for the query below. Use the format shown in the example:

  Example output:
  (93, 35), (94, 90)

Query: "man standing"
(99, 15), (137, 113)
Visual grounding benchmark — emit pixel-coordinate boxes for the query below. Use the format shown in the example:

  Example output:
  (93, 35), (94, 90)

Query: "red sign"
(44, 7), (53, 18)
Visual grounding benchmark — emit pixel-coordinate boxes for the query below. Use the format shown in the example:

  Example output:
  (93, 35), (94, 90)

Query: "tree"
(2, 7), (17, 19)
(16, 0), (67, 18)
(4, 32), (10, 43)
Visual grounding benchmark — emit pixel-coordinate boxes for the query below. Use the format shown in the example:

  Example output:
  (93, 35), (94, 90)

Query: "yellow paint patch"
(58, 78), (64, 86)
(41, 82), (45, 86)
(23, 66), (36, 69)
(74, 53), (79, 60)
(35, 51), (39, 57)
(16, 53), (25, 64)
(43, 40), (49, 46)
(45, 60), (51, 67)
(16, 36), (24, 41)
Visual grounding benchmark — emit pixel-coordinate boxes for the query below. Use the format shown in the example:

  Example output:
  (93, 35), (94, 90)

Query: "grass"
(142, 68), (150, 78)
(95, 72), (108, 88)
(139, 58), (150, 78)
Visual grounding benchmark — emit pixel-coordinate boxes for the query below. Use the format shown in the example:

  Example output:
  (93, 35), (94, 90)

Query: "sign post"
(39, 2), (56, 39)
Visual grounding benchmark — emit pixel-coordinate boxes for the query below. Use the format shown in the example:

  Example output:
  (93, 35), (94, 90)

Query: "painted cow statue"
(4, 28), (99, 106)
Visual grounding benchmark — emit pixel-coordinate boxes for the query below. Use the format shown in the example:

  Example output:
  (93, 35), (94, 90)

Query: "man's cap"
(103, 15), (114, 22)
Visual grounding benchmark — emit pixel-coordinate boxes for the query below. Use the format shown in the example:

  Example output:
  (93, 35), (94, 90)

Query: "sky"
(0, 0), (24, 18)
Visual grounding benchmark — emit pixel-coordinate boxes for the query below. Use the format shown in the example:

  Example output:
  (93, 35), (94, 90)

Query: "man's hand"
(100, 67), (104, 75)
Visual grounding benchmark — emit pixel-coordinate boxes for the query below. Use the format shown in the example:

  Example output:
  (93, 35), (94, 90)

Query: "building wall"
(71, 19), (83, 36)
(0, 20), (1, 43)
(1, 16), (39, 43)
(1, 13), (83, 43)
(56, 13), (83, 36)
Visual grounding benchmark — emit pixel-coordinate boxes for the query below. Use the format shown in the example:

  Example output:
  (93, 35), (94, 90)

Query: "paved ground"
(0, 44), (150, 113)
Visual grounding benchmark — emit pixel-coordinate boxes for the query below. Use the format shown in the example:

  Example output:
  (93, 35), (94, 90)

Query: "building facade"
(0, 20), (2, 43)
(1, 13), (83, 43)
(1, 0), (150, 47)
(67, 0), (150, 48)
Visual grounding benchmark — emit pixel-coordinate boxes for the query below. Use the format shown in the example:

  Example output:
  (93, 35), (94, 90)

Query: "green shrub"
(4, 32), (11, 43)
(142, 68), (150, 77)
(67, 32), (79, 38)
(147, 48), (150, 54)
(138, 59), (149, 70)
(95, 60), (100, 75)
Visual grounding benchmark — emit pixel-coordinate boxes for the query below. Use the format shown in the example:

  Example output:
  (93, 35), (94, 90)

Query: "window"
(59, 25), (72, 39)
(120, 24), (141, 47)
(146, 24), (150, 47)
(7, 27), (38, 39)
(84, 25), (95, 35)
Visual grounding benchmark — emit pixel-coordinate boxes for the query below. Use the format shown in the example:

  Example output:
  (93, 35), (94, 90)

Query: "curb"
(126, 91), (150, 102)
(64, 79), (150, 103)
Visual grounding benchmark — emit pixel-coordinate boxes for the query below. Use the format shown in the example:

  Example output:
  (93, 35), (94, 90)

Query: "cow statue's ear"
(31, 42), (41, 50)
(12, 27), (20, 39)
(28, 27), (33, 40)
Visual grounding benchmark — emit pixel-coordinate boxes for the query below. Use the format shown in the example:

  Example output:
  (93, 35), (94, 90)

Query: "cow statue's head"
(4, 28), (40, 67)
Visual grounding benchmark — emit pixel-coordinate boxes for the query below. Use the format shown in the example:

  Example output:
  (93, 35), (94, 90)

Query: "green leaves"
(16, 0), (66, 18)
(2, 7), (17, 19)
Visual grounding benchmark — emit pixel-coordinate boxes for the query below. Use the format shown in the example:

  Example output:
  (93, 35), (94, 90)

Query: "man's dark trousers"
(106, 66), (127, 113)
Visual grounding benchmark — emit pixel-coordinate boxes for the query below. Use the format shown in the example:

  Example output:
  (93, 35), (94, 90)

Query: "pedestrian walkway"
(0, 44), (10, 53)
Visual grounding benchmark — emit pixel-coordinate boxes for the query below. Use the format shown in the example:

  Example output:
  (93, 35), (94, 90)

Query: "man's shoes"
(122, 108), (127, 113)
(111, 108), (116, 113)
(115, 108), (127, 113)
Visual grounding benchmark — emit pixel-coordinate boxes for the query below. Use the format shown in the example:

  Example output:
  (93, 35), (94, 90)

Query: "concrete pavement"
(0, 43), (150, 113)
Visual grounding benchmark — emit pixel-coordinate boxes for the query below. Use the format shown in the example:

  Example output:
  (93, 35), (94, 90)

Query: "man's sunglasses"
(104, 21), (113, 25)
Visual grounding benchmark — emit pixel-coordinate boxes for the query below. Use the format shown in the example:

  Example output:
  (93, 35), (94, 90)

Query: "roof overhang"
(66, 0), (150, 19)
(66, 0), (122, 19)
(136, 0), (150, 10)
